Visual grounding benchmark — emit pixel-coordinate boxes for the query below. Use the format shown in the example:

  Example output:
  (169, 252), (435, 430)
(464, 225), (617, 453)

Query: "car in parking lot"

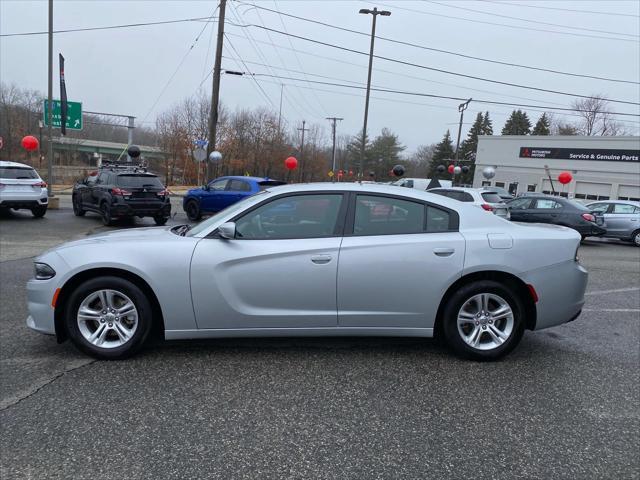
(183, 176), (286, 220)
(26, 183), (587, 361)
(507, 195), (606, 240)
(586, 200), (640, 246)
(481, 186), (514, 201)
(428, 186), (510, 219)
(0, 161), (48, 217)
(72, 164), (171, 226)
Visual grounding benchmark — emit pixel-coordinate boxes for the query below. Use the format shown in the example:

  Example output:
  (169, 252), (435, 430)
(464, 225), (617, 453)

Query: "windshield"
(0, 166), (38, 179)
(117, 174), (163, 188)
(186, 191), (268, 237)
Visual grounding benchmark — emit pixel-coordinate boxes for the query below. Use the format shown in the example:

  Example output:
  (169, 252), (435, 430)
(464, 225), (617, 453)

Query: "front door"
(605, 203), (640, 238)
(337, 194), (464, 329)
(507, 197), (534, 222)
(201, 178), (230, 212)
(190, 193), (347, 329)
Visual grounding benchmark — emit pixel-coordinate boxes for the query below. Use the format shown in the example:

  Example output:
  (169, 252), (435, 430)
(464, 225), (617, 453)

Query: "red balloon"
(447, 164), (455, 174)
(348, 170), (354, 176)
(558, 171), (573, 185)
(284, 156), (298, 170)
(21, 135), (39, 152)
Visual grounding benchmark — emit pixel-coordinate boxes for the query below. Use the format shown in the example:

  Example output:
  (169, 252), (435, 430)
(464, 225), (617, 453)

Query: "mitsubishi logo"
(143, 188), (147, 192)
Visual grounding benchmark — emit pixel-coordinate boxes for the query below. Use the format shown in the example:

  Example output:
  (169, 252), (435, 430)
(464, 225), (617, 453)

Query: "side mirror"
(202, 184), (210, 191)
(218, 222), (236, 239)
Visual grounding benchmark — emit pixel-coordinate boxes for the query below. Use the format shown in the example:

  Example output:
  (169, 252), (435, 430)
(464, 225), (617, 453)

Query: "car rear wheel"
(100, 203), (113, 226)
(64, 276), (153, 359)
(72, 195), (85, 216)
(31, 205), (47, 218)
(185, 200), (201, 221)
(441, 280), (525, 361)
(154, 215), (168, 226)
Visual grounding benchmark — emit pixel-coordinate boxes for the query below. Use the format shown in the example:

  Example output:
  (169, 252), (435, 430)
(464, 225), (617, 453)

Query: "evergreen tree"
(428, 130), (455, 177)
(501, 110), (531, 135)
(369, 128), (405, 179)
(345, 129), (371, 174)
(481, 111), (493, 135)
(532, 113), (551, 135)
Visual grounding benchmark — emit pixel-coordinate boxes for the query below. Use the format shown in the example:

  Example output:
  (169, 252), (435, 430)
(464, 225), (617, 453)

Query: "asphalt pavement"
(0, 203), (639, 479)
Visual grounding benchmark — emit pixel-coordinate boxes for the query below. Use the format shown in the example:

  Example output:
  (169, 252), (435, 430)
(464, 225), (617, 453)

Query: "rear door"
(227, 179), (253, 206)
(531, 198), (563, 224)
(337, 193), (464, 329)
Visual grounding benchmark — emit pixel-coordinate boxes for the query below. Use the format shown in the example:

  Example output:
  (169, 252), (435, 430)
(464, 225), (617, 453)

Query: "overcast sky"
(1, 0), (639, 152)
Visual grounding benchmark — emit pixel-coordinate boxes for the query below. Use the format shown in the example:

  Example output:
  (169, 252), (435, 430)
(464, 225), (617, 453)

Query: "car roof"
(586, 200), (640, 206)
(0, 160), (34, 169)
(217, 176), (279, 182)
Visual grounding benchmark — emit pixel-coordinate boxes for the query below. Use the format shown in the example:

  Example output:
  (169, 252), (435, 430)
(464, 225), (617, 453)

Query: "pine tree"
(481, 111), (493, 135)
(345, 130), (371, 173)
(532, 113), (551, 135)
(369, 128), (405, 179)
(428, 130), (455, 177)
(501, 110), (531, 135)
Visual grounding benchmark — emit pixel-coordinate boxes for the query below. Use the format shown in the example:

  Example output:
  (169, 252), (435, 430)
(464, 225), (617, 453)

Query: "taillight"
(481, 204), (494, 211)
(581, 213), (595, 222)
(157, 189), (168, 196)
(111, 187), (132, 196)
(34, 181), (47, 188)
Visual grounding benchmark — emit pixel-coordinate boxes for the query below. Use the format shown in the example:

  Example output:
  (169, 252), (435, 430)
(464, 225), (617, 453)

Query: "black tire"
(64, 276), (153, 360)
(31, 205), (47, 218)
(100, 202), (113, 226)
(441, 280), (525, 361)
(72, 195), (86, 216)
(185, 199), (201, 221)
(632, 229), (640, 247)
(154, 215), (168, 226)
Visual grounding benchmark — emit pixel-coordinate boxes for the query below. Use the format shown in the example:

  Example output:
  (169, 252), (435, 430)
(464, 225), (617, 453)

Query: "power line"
(0, 16), (215, 37)
(422, 0), (639, 38)
(374, 1), (638, 42)
(226, 21), (640, 106)
(478, 0), (640, 19)
(236, 2), (639, 85)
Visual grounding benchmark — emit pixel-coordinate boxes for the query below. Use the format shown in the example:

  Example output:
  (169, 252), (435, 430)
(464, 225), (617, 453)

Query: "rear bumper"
(575, 224), (606, 236)
(111, 200), (171, 218)
(0, 192), (48, 209)
(521, 260), (588, 330)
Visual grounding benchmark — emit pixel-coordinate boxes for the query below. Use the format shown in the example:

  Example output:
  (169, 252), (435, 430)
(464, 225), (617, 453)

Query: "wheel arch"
(433, 270), (537, 338)
(54, 267), (165, 343)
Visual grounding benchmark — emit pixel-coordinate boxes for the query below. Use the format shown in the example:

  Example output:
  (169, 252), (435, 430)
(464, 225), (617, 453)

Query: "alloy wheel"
(457, 293), (514, 351)
(76, 289), (139, 348)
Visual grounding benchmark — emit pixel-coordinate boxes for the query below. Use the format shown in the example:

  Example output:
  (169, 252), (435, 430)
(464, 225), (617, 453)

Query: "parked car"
(0, 161), (48, 217)
(392, 177), (452, 190)
(481, 186), (514, 201)
(72, 164), (170, 226)
(428, 187), (510, 219)
(586, 200), (640, 246)
(507, 195), (606, 240)
(183, 176), (286, 220)
(26, 183), (587, 361)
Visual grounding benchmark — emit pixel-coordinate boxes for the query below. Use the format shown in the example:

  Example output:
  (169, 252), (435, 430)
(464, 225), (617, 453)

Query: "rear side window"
(117, 175), (163, 188)
(458, 192), (474, 202)
(430, 189), (455, 199)
(0, 166), (38, 179)
(354, 195), (425, 236)
(612, 204), (639, 214)
(426, 206), (451, 232)
(481, 192), (503, 203)
(535, 199), (562, 209)
(229, 179), (252, 192)
(258, 180), (287, 191)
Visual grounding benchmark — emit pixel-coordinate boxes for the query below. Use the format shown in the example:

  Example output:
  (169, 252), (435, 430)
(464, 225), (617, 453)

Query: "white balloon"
(482, 166), (496, 179)
(209, 151), (222, 162)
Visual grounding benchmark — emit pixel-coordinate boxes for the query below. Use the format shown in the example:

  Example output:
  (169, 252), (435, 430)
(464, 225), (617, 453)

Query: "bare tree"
(571, 95), (626, 136)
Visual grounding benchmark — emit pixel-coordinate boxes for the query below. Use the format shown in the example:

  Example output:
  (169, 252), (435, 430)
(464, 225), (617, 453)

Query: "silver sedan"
(27, 183), (588, 360)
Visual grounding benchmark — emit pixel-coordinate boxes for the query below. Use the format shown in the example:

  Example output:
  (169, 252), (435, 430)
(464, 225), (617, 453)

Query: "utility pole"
(46, 0), (53, 196)
(207, 0), (227, 183)
(297, 120), (309, 182)
(126, 116), (135, 162)
(454, 98), (472, 164)
(358, 7), (391, 179)
(326, 117), (343, 182)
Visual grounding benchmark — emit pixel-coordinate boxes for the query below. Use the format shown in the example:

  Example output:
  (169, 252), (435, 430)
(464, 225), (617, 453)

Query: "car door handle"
(433, 248), (455, 257)
(311, 255), (332, 264)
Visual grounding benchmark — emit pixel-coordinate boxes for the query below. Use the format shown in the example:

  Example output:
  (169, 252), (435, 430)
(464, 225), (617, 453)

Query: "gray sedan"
(586, 200), (640, 246)
(27, 183), (587, 361)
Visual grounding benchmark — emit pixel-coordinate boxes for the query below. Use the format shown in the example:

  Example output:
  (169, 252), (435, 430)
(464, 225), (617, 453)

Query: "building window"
(574, 193), (586, 199)
(527, 184), (537, 192)
(481, 181), (491, 187)
(559, 192), (568, 198)
(597, 195), (610, 200)
(586, 194), (598, 200)
(495, 182), (505, 188)
(618, 196), (628, 200)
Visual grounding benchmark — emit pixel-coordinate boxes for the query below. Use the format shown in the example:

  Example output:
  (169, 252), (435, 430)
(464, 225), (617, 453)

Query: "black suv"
(72, 164), (171, 226)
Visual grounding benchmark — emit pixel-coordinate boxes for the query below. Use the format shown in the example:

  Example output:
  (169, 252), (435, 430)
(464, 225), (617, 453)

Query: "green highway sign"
(43, 99), (83, 130)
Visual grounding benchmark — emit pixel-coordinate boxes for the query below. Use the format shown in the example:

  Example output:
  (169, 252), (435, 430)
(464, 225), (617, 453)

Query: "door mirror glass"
(218, 222), (236, 239)
(202, 184), (209, 191)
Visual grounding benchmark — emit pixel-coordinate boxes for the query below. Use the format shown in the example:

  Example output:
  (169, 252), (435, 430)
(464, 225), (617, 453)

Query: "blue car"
(183, 176), (286, 220)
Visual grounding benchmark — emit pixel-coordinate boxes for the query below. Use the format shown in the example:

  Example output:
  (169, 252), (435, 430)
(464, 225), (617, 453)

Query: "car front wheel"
(185, 199), (201, 221)
(441, 280), (525, 361)
(72, 195), (85, 216)
(632, 230), (640, 247)
(64, 276), (153, 359)
(154, 215), (168, 226)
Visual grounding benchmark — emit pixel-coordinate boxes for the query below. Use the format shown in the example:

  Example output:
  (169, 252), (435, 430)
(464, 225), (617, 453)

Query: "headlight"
(34, 262), (56, 280)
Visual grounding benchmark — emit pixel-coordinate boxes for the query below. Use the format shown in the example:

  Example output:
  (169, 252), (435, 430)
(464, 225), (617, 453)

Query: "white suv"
(429, 187), (510, 219)
(0, 161), (48, 217)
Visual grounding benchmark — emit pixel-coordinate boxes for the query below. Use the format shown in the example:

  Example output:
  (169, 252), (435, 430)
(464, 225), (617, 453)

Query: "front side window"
(588, 203), (609, 213)
(235, 194), (343, 239)
(209, 179), (229, 191)
(354, 195), (425, 236)
(612, 204), (638, 214)
(535, 199), (562, 209)
(508, 198), (532, 210)
(229, 179), (252, 192)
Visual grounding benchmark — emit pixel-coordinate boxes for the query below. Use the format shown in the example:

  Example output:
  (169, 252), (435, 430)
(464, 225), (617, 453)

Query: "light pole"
(358, 6), (390, 179)
(326, 117), (343, 182)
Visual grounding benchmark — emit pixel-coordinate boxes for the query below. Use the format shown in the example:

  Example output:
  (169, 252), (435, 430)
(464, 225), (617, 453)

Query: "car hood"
(49, 226), (186, 252)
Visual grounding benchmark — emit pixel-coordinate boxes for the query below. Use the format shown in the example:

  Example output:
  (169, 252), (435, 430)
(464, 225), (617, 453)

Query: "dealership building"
(472, 135), (640, 201)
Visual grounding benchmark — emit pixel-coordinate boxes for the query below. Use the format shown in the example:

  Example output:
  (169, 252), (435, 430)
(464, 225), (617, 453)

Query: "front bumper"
(26, 278), (57, 335)
(521, 259), (588, 330)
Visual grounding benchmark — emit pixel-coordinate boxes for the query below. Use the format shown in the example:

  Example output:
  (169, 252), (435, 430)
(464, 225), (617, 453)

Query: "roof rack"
(99, 161), (148, 173)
